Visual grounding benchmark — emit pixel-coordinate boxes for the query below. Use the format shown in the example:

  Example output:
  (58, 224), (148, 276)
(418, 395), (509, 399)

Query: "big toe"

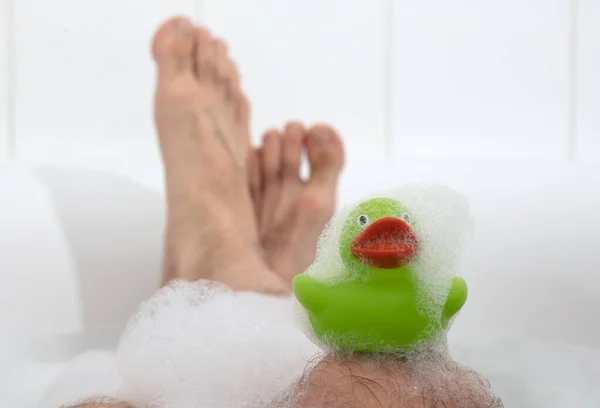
(152, 17), (196, 80)
(305, 124), (345, 189)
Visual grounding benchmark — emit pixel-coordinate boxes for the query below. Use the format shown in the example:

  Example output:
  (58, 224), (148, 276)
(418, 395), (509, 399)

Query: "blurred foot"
(249, 122), (345, 284)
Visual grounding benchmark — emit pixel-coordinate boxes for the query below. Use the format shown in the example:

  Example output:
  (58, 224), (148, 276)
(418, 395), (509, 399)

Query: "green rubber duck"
(293, 197), (468, 353)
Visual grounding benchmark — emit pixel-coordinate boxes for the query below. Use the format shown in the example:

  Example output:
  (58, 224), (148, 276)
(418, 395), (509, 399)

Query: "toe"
(248, 147), (262, 217)
(214, 40), (240, 92)
(151, 17), (196, 80)
(194, 27), (216, 80)
(305, 124), (345, 189)
(282, 121), (305, 181)
(234, 92), (251, 127)
(261, 129), (282, 184)
(258, 129), (282, 236)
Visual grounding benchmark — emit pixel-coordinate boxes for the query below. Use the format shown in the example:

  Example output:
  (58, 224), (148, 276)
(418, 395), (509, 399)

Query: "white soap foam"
(116, 280), (318, 408)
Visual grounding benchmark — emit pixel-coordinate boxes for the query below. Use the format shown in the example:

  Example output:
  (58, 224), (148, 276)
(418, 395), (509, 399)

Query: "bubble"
(116, 280), (318, 408)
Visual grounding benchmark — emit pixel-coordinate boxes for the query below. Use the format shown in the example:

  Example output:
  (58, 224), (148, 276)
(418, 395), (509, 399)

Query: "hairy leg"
(270, 353), (503, 408)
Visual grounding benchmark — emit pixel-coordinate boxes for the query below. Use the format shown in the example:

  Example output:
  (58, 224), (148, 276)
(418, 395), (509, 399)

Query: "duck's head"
(339, 197), (419, 277)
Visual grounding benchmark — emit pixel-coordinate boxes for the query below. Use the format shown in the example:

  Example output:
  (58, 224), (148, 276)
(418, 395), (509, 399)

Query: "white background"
(0, 0), (597, 165)
(1, 0), (600, 357)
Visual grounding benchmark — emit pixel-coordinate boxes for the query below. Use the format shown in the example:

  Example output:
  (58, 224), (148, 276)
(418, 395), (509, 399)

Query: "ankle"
(215, 258), (290, 294)
(162, 222), (287, 294)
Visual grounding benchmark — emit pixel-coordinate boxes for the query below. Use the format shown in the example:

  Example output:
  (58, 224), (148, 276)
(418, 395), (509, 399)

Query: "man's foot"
(152, 17), (286, 293)
(248, 122), (345, 284)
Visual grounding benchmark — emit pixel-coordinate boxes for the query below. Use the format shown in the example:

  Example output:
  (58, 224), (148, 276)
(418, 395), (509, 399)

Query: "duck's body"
(294, 271), (467, 352)
(294, 270), (429, 351)
(293, 196), (468, 353)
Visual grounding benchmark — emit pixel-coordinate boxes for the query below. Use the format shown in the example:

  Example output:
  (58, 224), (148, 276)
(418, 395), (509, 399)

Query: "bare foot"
(249, 122), (345, 284)
(152, 17), (286, 293)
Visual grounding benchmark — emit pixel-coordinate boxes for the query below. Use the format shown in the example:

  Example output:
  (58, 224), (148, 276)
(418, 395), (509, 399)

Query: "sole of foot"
(152, 17), (286, 294)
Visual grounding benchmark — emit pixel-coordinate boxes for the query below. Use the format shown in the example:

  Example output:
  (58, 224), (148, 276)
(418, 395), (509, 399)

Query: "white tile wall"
(0, 0), (597, 163)
(12, 0), (195, 161)
(577, 0), (600, 161)
(0, 0), (10, 162)
(201, 0), (387, 158)
(392, 0), (570, 159)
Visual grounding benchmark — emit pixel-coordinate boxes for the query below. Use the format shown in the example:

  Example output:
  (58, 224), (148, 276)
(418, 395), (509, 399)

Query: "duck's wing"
(292, 274), (328, 314)
(441, 276), (468, 328)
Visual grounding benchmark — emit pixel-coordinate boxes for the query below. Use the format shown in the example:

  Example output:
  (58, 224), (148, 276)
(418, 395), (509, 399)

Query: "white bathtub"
(1, 158), (600, 407)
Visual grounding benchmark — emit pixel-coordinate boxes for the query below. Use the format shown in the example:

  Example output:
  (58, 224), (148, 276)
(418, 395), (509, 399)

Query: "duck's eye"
(401, 213), (411, 224)
(357, 214), (369, 227)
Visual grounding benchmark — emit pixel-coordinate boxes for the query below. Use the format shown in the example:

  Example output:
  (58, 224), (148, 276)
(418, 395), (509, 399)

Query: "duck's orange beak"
(350, 217), (419, 269)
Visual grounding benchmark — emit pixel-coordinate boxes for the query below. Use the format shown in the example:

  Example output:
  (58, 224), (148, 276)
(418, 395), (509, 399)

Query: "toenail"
(311, 130), (331, 143)
(170, 18), (194, 34)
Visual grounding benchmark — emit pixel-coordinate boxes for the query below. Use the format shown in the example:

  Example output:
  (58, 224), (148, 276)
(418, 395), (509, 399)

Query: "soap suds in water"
(116, 280), (318, 408)
(38, 279), (600, 408)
